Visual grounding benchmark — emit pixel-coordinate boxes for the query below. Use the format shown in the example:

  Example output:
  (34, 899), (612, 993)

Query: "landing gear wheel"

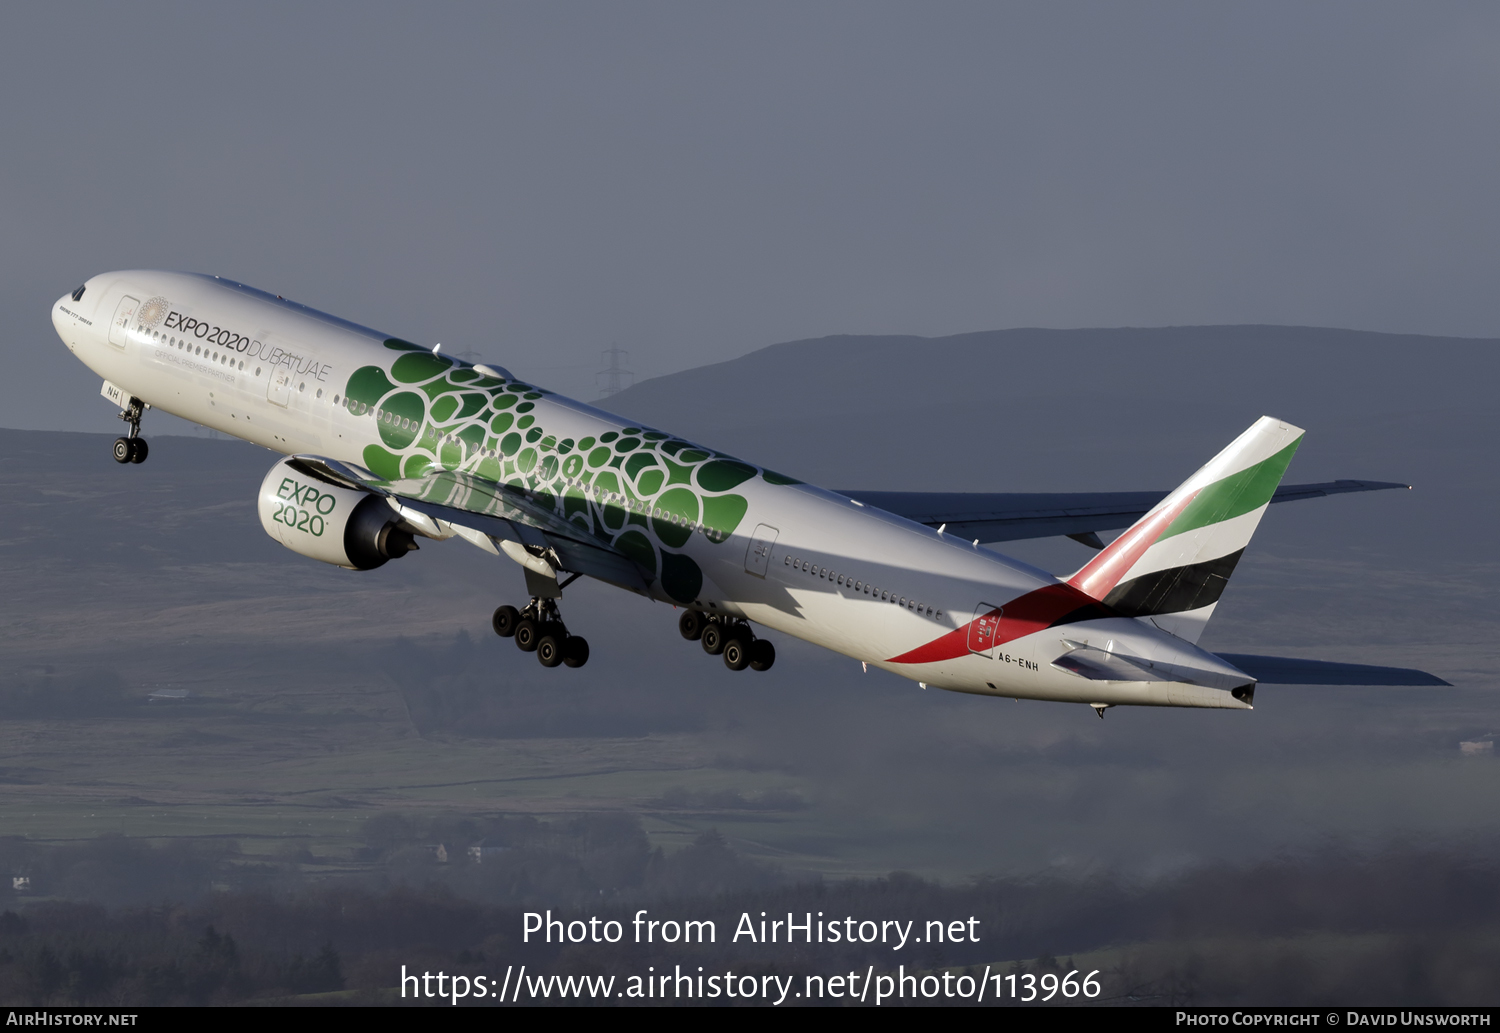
(129, 438), (149, 464)
(113, 438), (132, 464)
(536, 635), (564, 668)
(749, 639), (776, 672)
(701, 623), (726, 655)
(492, 605), (521, 637)
(678, 610), (705, 641)
(563, 636), (590, 668)
(722, 636), (752, 672)
(514, 619), (540, 652)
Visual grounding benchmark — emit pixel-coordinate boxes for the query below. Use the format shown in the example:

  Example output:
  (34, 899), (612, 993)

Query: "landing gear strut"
(492, 599), (589, 668)
(112, 397), (149, 465)
(682, 610), (775, 672)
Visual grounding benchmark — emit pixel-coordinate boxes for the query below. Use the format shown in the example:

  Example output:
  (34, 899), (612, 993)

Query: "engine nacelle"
(257, 457), (419, 570)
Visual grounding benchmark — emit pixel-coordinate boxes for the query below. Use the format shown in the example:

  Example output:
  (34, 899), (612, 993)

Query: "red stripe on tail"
(1066, 490), (1199, 601)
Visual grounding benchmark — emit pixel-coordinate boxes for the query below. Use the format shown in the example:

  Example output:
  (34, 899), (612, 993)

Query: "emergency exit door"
(743, 524), (780, 577)
(967, 603), (1004, 658)
(108, 295), (139, 348)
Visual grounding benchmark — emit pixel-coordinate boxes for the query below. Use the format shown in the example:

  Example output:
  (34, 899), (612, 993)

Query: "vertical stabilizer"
(1066, 416), (1304, 643)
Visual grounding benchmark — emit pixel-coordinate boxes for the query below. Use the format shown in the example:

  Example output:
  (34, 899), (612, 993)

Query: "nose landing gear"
(680, 610), (775, 673)
(112, 397), (149, 465)
(492, 599), (589, 668)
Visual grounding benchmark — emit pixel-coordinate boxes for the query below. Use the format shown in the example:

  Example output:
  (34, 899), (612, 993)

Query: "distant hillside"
(605, 324), (1497, 574)
(606, 323), (1495, 488)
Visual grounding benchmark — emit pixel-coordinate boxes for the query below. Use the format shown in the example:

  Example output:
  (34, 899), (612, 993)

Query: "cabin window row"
(783, 555), (942, 620)
(148, 328), (247, 371)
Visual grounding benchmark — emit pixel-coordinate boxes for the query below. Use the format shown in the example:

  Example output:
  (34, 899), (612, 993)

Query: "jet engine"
(257, 456), (418, 569)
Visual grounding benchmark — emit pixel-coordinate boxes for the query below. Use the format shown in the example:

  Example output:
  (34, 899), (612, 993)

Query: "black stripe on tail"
(1102, 549), (1245, 617)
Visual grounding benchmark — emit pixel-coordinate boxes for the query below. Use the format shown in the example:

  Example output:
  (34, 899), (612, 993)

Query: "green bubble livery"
(342, 339), (792, 604)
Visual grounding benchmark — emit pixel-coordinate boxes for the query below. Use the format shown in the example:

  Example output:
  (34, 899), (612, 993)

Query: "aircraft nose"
(52, 280), (92, 349)
(52, 294), (71, 332)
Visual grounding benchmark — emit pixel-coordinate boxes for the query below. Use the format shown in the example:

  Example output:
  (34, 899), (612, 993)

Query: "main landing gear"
(678, 610), (775, 673)
(112, 397), (149, 465)
(492, 599), (589, 669)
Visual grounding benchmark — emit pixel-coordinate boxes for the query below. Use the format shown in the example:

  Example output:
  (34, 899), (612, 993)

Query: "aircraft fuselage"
(52, 270), (1254, 710)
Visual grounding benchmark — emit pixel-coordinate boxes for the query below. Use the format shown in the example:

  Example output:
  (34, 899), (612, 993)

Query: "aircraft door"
(967, 603), (1004, 658)
(267, 365), (293, 407)
(744, 524), (780, 577)
(108, 295), (139, 348)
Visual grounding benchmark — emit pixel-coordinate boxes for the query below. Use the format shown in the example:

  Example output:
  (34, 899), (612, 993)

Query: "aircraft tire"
(514, 619), (540, 652)
(129, 438), (149, 464)
(563, 636), (590, 668)
(701, 623), (726, 656)
(113, 438), (132, 464)
(492, 605), (521, 637)
(723, 636), (751, 672)
(749, 640), (776, 672)
(537, 635), (564, 668)
(678, 610), (704, 641)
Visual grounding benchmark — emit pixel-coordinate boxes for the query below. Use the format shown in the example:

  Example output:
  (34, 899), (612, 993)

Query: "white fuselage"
(52, 271), (1252, 710)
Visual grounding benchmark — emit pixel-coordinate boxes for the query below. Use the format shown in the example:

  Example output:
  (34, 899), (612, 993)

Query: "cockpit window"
(70, 285), (86, 302)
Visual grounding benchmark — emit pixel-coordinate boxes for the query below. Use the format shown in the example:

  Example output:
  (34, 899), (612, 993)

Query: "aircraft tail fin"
(1066, 416), (1304, 643)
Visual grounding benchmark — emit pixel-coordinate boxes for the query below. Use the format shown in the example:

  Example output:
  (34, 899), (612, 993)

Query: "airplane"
(50, 271), (1444, 718)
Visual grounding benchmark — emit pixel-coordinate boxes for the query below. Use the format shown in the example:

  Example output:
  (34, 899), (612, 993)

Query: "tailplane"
(1066, 416), (1304, 643)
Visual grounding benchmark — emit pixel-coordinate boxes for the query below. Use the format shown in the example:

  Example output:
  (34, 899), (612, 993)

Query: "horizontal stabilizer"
(1055, 641), (1256, 691)
(1214, 654), (1450, 686)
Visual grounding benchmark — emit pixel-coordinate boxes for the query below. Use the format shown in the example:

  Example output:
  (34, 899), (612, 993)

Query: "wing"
(839, 480), (1409, 546)
(1214, 654), (1450, 686)
(287, 456), (652, 593)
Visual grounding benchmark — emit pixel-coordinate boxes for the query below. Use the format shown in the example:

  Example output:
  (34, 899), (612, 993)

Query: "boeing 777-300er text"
(51, 272), (1441, 717)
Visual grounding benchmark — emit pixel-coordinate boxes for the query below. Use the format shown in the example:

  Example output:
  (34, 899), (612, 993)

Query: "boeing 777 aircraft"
(51, 272), (1437, 716)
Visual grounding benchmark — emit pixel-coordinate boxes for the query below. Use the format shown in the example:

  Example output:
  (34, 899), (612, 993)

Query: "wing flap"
(840, 480), (1408, 544)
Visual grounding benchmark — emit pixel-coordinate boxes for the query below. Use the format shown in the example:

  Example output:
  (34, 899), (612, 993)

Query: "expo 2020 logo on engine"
(137, 296), (170, 328)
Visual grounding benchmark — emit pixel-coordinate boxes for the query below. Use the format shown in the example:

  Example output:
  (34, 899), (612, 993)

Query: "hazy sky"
(6, 2), (1500, 429)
